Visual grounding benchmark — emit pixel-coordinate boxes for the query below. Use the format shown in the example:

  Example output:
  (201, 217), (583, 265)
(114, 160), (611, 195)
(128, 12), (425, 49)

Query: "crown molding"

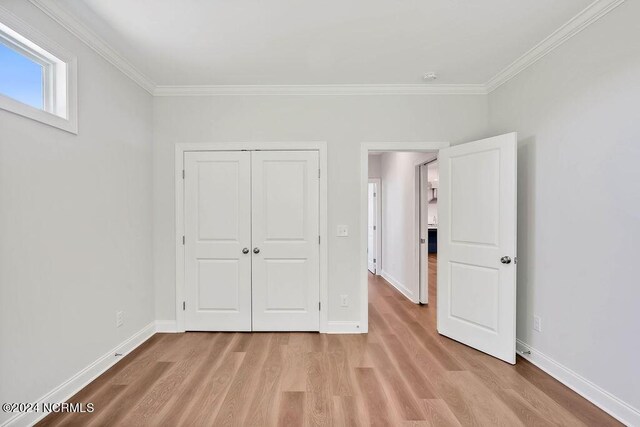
(153, 84), (487, 96)
(28, 0), (155, 94)
(486, 0), (625, 93)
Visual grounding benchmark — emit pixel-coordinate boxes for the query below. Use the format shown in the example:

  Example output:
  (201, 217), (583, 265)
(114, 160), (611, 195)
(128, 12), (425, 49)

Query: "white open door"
(367, 182), (377, 274)
(184, 151), (252, 331)
(251, 151), (320, 331)
(437, 133), (517, 363)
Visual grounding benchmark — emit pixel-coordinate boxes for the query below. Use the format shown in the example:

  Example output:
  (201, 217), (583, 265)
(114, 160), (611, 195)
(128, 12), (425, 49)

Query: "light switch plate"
(337, 225), (349, 237)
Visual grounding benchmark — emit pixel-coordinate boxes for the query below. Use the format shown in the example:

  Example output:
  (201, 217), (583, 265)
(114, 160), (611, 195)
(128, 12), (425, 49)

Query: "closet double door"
(184, 150), (320, 331)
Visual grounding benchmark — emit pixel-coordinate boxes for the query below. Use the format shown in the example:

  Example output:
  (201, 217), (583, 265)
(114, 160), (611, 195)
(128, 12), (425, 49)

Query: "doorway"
(361, 134), (518, 364)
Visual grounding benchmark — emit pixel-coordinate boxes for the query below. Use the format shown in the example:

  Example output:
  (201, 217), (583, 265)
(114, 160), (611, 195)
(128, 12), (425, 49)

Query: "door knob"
(500, 256), (512, 264)
(253, 247), (260, 254)
(242, 248), (249, 254)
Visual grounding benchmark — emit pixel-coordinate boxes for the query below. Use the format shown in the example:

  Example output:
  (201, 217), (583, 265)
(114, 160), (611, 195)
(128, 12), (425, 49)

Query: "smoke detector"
(423, 72), (438, 81)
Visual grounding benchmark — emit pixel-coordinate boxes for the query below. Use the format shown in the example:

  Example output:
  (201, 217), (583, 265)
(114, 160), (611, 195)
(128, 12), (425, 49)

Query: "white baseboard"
(325, 321), (363, 334)
(2, 322), (156, 427)
(155, 320), (180, 333)
(380, 270), (417, 303)
(516, 340), (640, 426)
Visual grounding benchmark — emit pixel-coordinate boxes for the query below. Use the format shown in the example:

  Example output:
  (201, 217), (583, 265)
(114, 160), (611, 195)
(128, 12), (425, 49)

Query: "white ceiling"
(53, 0), (592, 86)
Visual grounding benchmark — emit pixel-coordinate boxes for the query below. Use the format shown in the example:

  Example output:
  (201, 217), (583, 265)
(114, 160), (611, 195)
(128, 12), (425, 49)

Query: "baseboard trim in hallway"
(516, 340), (640, 426)
(2, 322), (155, 427)
(380, 269), (416, 303)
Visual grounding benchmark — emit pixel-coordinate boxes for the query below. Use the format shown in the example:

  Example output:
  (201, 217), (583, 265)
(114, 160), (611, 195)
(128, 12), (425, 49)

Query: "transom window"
(0, 9), (77, 133)
(0, 39), (46, 110)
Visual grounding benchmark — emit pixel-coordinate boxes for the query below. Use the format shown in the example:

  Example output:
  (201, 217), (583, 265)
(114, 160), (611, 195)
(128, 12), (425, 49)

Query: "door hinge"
(373, 258), (376, 263)
(318, 169), (321, 178)
(182, 235), (185, 245)
(318, 235), (321, 244)
(182, 169), (185, 179)
(373, 225), (376, 230)
(319, 302), (321, 310)
(373, 192), (376, 197)
(183, 301), (185, 310)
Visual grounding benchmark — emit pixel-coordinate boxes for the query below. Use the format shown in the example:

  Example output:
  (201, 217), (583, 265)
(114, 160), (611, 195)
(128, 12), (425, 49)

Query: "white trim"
(325, 321), (362, 334)
(1, 322), (155, 427)
(28, 0), (155, 94)
(380, 270), (416, 303)
(154, 84), (487, 96)
(516, 340), (640, 426)
(155, 320), (179, 333)
(174, 142), (329, 333)
(360, 142), (449, 333)
(486, 0), (625, 92)
(0, 5), (77, 134)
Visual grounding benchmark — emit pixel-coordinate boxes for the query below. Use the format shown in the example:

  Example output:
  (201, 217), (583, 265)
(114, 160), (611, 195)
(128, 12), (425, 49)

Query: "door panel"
(184, 151), (252, 331)
(251, 151), (320, 331)
(438, 133), (517, 363)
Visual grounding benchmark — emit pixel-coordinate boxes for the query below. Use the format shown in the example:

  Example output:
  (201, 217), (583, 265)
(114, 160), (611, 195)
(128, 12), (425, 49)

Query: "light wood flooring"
(39, 254), (620, 426)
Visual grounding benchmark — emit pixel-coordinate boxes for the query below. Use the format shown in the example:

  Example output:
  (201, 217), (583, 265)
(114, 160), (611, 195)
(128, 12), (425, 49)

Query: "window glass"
(0, 41), (44, 109)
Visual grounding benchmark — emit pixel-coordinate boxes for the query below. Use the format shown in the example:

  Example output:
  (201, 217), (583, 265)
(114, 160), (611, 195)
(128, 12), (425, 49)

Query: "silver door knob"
(500, 256), (512, 264)
(253, 247), (260, 254)
(242, 248), (249, 254)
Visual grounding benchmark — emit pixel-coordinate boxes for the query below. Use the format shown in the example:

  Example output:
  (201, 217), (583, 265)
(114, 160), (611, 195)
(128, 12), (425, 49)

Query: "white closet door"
(184, 151), (252, 331)
(251, 151), (320, 331)
(437, 133), (517, 363)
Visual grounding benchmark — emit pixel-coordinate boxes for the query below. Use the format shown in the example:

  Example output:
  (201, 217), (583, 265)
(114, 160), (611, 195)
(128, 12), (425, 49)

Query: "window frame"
(0, 7), (77, 134)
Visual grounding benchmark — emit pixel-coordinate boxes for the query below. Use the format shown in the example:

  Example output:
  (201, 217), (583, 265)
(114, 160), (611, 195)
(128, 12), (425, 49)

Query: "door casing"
(175, 142), (328, 333)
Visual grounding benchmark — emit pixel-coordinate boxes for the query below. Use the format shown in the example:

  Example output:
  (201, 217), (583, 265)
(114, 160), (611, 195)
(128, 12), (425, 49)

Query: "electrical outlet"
(116, 311), (124, 328)
(340, 294), (349, 307)
(533, 315), (542, 332)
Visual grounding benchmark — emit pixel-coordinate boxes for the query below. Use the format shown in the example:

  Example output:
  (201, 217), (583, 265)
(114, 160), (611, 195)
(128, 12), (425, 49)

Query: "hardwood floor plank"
(514, 358), (621, 426)
(86, 362), (172, 426)
(180, 351), (245, 425)
(354, 367), (394, 427)
(305, 352), (332, 426)
(381, 333), (438, 399)
(367, 343), (426, 421)
(278, 391), (305, 426)
(146, 332), (234, 425)
(244, 336), (286, 426)
(420, 399), (462, 427)
(332, 395), (365, 427)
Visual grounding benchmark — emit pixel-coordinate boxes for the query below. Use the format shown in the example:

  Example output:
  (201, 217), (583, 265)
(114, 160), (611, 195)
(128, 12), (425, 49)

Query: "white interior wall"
(488, 0), (640, 415)
(0, 2), (154, 424)
(153, 95), (488, 324)
(378, 152), (436, 301)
